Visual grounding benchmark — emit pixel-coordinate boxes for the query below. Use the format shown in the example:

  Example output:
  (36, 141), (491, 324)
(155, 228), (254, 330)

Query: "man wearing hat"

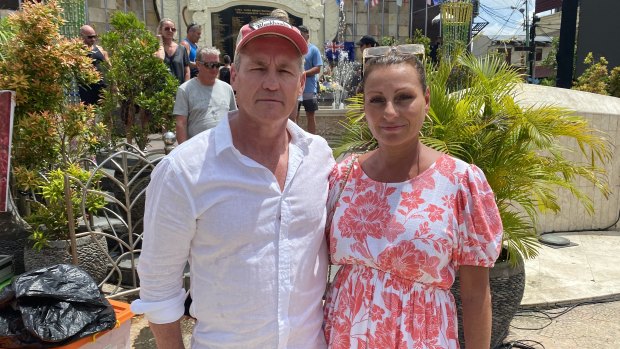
(132, 17), (334, 349)
(357, 34), (379, 54)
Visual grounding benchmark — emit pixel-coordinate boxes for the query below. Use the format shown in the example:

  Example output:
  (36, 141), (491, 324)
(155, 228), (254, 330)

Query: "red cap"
(235, 17), (308, 56)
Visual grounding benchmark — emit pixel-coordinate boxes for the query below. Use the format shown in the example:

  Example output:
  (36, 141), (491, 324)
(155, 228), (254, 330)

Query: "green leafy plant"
(0, 0), (108, 248)
(335, 52), (611, 265)
(572, 52), (609, 95)
(0, 17), (15, 61)
(100, 11), (178, 149)
(608, 66), (620, 98)
(26, 164), (106, 250)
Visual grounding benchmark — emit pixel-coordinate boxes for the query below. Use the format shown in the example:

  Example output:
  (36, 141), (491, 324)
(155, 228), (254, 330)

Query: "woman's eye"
(396, 94), (413, 102)
(369, 97), (385, 104)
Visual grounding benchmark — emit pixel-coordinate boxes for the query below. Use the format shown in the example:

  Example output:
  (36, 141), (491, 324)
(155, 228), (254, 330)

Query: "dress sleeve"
(455, 164), (503, 268)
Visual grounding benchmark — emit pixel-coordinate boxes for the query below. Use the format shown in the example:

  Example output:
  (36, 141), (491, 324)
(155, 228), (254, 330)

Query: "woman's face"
(159, 21), (176, 39)
(363, 62), (430, 148)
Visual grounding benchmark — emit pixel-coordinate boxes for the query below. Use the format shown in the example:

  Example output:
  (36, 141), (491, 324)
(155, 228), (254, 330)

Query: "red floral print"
(324, 154), (503, 348)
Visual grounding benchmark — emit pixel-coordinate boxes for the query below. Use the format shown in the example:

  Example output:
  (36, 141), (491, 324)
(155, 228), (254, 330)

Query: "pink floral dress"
(323, 154), (503, 349)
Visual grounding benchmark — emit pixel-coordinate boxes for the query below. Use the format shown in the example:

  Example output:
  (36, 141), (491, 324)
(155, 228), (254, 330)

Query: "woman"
(155, 18), (190, 85)
(323, 48), (503, 348)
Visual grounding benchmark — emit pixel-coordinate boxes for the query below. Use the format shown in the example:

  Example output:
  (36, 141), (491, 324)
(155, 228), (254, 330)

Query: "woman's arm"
(459, 265), (492, 349)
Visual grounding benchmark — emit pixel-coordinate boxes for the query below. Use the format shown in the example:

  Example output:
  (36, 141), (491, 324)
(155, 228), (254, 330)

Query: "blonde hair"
(270, 9), (290, 23)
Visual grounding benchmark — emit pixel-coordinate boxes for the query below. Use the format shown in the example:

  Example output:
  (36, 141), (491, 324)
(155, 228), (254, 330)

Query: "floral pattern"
(324, 154), (503, 349)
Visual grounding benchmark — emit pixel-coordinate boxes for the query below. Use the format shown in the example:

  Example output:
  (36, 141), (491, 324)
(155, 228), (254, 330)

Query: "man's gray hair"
(197, 46), (221, 61)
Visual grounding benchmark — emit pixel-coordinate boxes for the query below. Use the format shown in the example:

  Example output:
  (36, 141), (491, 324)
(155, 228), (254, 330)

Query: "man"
(180, 23), (201, 78)
(131, 18), (335, 349)
(78, 25), (109, 105)
(297, 25), (322, 134)
(173, 47), (237, 144)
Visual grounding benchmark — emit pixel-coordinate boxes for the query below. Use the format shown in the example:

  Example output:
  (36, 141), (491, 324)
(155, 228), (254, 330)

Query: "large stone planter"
(23, 233), (109, 284)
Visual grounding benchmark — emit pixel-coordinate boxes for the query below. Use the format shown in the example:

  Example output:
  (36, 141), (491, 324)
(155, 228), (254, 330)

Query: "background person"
(323, 47), (503, 348)
(180, 22), (201, 78)
(132, 18), (335, 348)
(218, 54), (231, 85)
(78, 25), (109, 105)
(270, 8), (290, 23)
(298, 25), (322, 134)
(174, 47), (236, 144)
(357, 34), (379, 54)
(155, 18), (190, 85)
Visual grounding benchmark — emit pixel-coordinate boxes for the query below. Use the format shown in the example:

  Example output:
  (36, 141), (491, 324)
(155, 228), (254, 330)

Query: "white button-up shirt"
(132, 115), (335, 349)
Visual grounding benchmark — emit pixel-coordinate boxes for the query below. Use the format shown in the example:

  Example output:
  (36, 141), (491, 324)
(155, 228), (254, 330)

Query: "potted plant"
(0, 0), (110, 281)
(99, 11), (177, 150)
(334, 50), (611, 347)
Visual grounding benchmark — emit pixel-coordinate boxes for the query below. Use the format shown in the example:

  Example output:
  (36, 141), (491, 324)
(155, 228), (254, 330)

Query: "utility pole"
(524, 0), (530, 49)
(529, 16), (539, 81)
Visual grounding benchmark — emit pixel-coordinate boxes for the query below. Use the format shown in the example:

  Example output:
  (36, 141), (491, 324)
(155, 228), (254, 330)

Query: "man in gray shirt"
(174, 47), (237, 143)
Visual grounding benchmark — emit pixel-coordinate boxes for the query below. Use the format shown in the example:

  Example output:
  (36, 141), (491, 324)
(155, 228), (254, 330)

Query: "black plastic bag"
(0, 264), (116, 348)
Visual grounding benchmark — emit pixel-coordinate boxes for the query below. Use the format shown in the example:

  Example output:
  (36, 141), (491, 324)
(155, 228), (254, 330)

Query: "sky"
(477, 0), (534, 38)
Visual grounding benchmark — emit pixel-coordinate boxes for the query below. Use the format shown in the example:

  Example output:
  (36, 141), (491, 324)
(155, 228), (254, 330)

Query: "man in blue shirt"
(181, 23), (201, 78)
(298, 25), (322, 134)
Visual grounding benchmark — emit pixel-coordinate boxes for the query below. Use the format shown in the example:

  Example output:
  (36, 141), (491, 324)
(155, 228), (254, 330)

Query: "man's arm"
(180, 40), (197, 71)
(150, 320), (185, 349)
(459, 265), (492, 349)
(175, 115), (188, 144)
(304, 66), (321, 77)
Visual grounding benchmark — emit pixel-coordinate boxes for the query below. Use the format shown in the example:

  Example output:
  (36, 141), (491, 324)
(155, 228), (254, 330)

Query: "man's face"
(188, 28), (202, 43)
(301, 31), (310, 42)
(232, 37), (305, 124)
(81, 28), (97, 47)
(197, 53), (220, 84)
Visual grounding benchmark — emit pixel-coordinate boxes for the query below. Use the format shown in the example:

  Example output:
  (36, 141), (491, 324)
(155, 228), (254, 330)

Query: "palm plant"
(0, 17), (14, 61)
(334, 51), (611, 265)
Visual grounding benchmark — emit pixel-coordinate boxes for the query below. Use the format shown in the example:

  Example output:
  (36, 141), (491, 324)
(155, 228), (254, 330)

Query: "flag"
(325, 41), (355, 62)
(325, 41), (345, 62)
(365, 0), (380, 7)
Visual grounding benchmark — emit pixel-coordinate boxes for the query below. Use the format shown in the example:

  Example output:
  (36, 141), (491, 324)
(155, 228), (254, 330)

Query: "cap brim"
(237, 25), (308, 56)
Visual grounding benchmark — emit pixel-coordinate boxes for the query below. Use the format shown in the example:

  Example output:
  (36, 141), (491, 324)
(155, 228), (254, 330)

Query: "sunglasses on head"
(362, 44), (425, 67)
(197, 61), (222, 69)
(163, 27), (177, 32)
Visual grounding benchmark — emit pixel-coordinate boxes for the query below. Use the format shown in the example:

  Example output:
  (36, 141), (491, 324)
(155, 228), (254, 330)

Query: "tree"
(572, 52), (609, 95)
(99, 12), (177, 149)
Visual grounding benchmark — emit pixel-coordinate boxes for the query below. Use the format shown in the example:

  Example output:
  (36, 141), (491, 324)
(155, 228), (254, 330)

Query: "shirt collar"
(214, 113), (313, 156)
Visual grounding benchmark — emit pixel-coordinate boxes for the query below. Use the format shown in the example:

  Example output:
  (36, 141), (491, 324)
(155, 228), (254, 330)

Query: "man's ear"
(298, 72), (306, 96)
(231, 64), (238, 90)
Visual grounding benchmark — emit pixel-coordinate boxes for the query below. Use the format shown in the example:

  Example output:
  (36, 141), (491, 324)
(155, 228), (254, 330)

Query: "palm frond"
(336, 51), (611, 265)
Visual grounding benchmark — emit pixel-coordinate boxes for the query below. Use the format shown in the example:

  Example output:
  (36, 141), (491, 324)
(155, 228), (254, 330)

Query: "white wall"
(515, 84), (620, 232)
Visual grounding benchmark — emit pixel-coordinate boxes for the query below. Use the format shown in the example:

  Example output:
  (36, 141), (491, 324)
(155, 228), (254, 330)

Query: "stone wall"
(298, 108), (347, 147)
(515, 84), (620, 232)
